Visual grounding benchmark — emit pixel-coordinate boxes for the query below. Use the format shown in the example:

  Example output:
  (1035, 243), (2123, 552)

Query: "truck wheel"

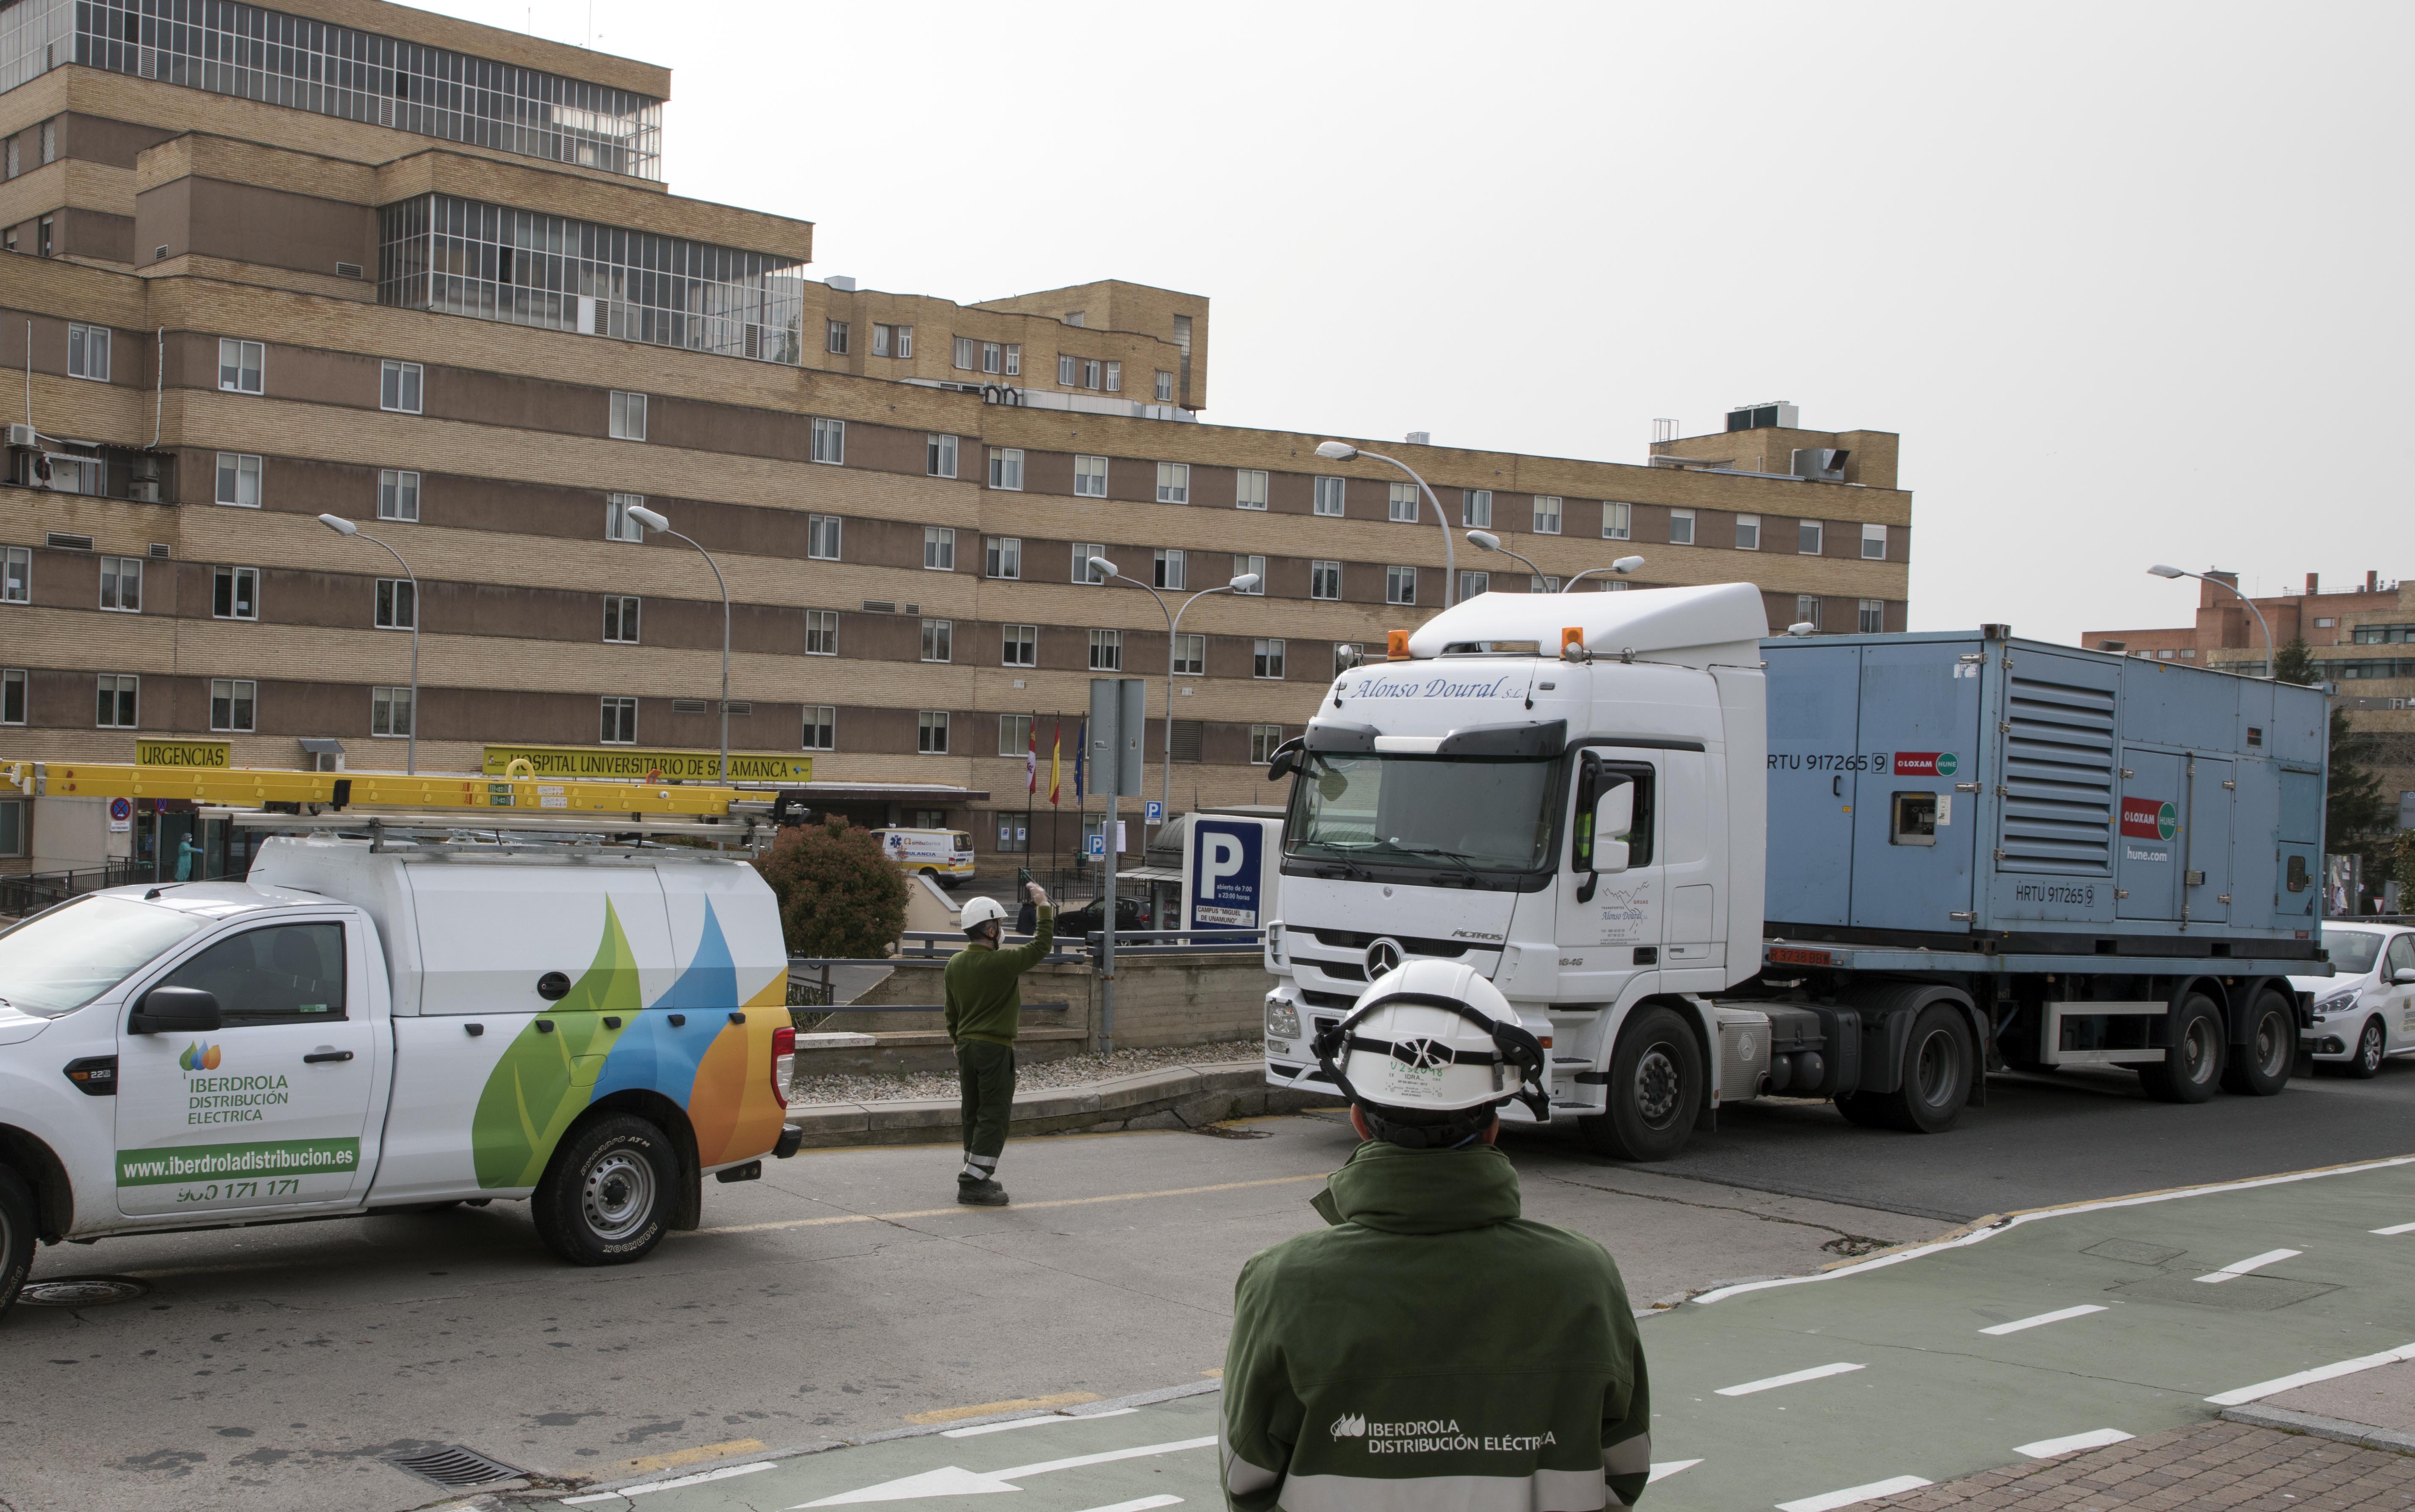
(2345, 1018), (2386, 1080)
(2219, 992), (2295, 1096)
(532, 1116), (676, 1266)
(1870, 1004), (1974, 1133)
(0, 1165), (35, 1323)
(2138, 995), (2224, 1103)
(1577, 1005), (1703, 1163)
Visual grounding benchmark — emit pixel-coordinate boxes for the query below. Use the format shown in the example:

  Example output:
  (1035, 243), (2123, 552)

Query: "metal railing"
(0, 861), (147, 918)
(1079, 927), (1265, 957)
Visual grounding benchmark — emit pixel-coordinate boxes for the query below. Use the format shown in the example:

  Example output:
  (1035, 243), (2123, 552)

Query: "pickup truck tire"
(2138, 994), (2224, 1104)
(0, 1164), (34, 1322)
(1867, 1004), (1973, 1134)
(2219, 991), (2295, 1096)
(533, 1116), (676, 1266)
(1578, 1005), (1703, 1163)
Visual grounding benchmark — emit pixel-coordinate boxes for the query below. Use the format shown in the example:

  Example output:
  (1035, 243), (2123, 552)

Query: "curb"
(2219, 1404), (2415, 1457)
(785, 1062), (1328, 1148)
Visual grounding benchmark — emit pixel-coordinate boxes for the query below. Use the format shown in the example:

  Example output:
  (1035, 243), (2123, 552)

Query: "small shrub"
(754, 818), (908, 960)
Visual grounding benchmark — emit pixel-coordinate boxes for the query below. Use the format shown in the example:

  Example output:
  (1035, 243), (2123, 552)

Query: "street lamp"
(2148, 565), (2272, 678)
(627, 505), (732, 781)
(1468, 531), (1644, 592)
(1090, 555), (1260, 839)
(319, 513), (418, 775)
(1317, 440), (1456, 606)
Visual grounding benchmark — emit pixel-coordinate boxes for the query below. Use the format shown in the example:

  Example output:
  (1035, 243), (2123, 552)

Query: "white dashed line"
(2372, 1221), (2415, 1236)
(1649, 1459), (1702, 1482)
(2015, 1427), (2134, 1458)
(1716, 1362), (1866, 1396)
(1980, 1304), (2108, 1335)
(1066, 1498), (1182, 1512)
(944, 1408), (1141, 1437)
(2194, 1248), (2301, 1283)
(2206, 1343), (2415, 1406)
(1775, 1474), (1934, 1511)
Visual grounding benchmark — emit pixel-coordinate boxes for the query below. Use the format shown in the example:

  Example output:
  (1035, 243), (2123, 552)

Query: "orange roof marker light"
(1386, 629), (1412, 660)
(1561, 626), (1588, 659)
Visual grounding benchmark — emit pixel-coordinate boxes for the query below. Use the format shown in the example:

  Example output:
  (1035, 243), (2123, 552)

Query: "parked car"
(1054, 895), (1152, 942)
(2291, 924), (2415, 1077)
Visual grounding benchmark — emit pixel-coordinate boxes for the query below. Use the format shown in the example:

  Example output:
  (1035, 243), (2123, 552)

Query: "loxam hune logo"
(179, 1041), (222, 1072)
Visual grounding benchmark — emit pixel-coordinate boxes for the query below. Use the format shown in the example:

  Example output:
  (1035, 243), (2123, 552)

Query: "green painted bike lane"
(551, 1156), (2415, 1512)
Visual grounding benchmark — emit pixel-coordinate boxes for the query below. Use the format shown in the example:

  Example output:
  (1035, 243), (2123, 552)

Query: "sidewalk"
(1870, 1419), (2415, 1509)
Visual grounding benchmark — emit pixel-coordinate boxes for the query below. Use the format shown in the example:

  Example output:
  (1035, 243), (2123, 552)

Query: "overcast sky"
(432, 0), (2411, 645)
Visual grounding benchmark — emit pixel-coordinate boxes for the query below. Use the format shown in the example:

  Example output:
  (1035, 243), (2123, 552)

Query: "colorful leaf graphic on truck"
(470, 897), (785, 1188)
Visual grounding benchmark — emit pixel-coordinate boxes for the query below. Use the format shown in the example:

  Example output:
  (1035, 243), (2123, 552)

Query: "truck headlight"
(1265, 999), (1302, 1040)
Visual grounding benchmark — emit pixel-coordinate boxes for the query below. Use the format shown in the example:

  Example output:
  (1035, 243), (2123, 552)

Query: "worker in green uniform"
(1220, 959), (1655, 1511)
(943, 881), (1053, 1206)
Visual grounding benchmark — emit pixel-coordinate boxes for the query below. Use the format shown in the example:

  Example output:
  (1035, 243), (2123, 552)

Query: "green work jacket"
(942, 906), (1054, 1046)
(1220, 1138), (1653, 1512)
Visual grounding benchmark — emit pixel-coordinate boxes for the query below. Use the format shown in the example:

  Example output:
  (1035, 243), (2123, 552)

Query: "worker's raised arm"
(1001, 882), (1054, 971)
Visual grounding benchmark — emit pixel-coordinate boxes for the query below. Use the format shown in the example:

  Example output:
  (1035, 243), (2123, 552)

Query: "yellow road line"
(685, 1172), (1330, 1236)
(904, 1391), (1101, 1425)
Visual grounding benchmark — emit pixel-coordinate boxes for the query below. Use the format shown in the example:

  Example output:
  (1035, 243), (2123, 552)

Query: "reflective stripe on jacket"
(1220, 1139), (1651, 1511)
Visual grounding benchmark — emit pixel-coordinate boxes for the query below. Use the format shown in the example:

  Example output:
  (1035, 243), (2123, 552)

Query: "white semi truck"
(1259, 584), (2330, 1159)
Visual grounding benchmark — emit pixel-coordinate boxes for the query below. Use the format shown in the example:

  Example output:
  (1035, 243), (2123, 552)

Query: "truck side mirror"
(1594, 783), (1634, 846)
(129, 986), (222, 1035)
(1594, 839), (1631, 876)
(1266, 739), (1304, 781)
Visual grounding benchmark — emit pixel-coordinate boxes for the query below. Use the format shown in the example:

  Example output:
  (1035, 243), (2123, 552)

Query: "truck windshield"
(0, 895), (209, 1017)
(1287, 753), (1556, 873)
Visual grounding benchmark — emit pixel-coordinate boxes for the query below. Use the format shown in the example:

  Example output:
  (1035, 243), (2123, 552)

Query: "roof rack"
(3, 759), (793, 850)
(203, 809), (772, 854)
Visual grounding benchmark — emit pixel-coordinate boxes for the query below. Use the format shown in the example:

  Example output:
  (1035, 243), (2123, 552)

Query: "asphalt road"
(3, 1058), (2408, 1512)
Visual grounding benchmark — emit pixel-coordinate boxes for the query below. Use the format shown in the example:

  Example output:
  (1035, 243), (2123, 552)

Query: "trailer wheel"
(2138, 994), (2224, 1103)
(1863, 1004), (1973, 1133)
(0, 1164), (35, 1324)
(1578, 1005), (1703, 1163)
(2219, 991), (2295, 1097)
(532, 1116), (676, 1266)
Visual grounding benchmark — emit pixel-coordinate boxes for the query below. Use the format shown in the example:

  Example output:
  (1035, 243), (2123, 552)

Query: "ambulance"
(872, 827), (976, 886)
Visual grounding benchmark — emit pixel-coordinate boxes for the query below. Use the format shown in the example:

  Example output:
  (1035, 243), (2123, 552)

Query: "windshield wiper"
(1375, 843), (1498, 870)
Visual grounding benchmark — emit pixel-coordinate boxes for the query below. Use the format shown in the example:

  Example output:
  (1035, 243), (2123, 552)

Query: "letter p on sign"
(1204, 834), (1246, 889)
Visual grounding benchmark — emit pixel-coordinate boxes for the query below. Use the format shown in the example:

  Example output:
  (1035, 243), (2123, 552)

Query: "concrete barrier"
(783, 1061), (1332, 1148)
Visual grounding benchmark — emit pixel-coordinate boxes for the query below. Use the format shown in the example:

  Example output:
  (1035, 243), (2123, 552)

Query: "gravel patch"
(793, 1038), (1266, 1106)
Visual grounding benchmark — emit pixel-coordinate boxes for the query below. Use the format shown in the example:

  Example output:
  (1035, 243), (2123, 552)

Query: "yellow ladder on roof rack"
(0, 759), (773, 819)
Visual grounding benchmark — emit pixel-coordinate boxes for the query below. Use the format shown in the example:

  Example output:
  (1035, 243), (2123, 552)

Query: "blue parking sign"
(1086, 833), (1106, 859)
(1145, 800), (1164, 823)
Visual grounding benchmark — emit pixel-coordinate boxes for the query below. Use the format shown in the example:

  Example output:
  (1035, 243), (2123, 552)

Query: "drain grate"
(18, 1276), (150, 1307)
(385, 1446), (526, 1488)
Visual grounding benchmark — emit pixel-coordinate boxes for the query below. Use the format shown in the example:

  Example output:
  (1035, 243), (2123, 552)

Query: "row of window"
(0, 670), (1290, 764)
(2, 122), (60, 182)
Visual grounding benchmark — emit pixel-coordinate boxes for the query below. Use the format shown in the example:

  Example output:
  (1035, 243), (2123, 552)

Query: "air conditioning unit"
(1791, 447), (1848, 482)
(5, 424), (35, 448)
(128, 452), (161, 503)
(1726, 402), (1799, 432)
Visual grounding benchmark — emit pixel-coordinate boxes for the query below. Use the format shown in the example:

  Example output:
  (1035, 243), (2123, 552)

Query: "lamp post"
(2149, 565), (2272, 678)
(1317, 440), (1455, 606)
(1467, 531), (1644, 593)
(627, 505), (732, 780)
(1090, 556), (1260, 841)
(319, 514), (417, 775)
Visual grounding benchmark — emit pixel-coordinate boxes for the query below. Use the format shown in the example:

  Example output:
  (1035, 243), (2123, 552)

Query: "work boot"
(957, 1177), (1009, 1207)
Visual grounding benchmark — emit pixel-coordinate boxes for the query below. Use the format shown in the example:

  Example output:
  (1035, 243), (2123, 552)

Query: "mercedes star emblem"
(1365, 938), (1404, 978)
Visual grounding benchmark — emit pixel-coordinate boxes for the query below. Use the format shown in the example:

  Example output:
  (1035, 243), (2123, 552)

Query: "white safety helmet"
(1313, 958), (1550, 1140)
(959, 896), (1010, 936)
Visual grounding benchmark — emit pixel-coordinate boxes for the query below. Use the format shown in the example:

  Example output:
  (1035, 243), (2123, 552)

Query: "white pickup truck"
(0, 831), (801, 1321)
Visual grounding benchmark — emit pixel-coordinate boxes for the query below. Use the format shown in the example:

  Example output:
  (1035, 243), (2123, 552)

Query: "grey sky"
(433, 1), (2411, 645)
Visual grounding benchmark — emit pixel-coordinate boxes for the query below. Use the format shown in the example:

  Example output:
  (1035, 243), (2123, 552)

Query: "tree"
(2273, 637), (2318, 686)
(753, 818), (907, 960)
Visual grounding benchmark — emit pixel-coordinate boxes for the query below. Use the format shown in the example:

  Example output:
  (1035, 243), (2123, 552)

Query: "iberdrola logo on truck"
(179, 1041), (222, 1072)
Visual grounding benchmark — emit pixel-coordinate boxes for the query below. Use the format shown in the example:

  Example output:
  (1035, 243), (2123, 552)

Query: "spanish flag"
(1048, 720), (1062, 806)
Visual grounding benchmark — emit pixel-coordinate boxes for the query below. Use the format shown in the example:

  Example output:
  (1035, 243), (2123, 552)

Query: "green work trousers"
(956, 1038), (1016, 1172)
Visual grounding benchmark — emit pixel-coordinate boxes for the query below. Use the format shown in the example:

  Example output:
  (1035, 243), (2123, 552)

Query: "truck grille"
(1999, 672), (2116, 873)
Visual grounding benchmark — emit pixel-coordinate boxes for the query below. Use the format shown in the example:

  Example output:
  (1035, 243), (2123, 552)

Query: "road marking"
(2015, 1427), (2133, 1458)
(1649, 1459), (1703, 1482)
(1692, 1153), (2415, 1305)
(1979, 1304), (2108, 1335)
(1716, 1362), (1865, 1396)
(907, 1392), (1103, 1425)
(1775, 1475), (1933, 1512)
(1067, 1500), (1180, 1512)
(2205, 1342), (2415, 1406)
(2195, 1248), (2301, 1283)
(2372, 1221), (2415, 1235)
(690, 1174), (1329, 1236)
(945, 1408), (1140, 1438)
(796, 1436), (1219, 1506)
(624, 1437), (766, 1472)
(561, 1461), (777, 1504)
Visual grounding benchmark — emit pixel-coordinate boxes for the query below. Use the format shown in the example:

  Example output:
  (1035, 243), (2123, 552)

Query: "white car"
(2292, 924), (2415, 1077)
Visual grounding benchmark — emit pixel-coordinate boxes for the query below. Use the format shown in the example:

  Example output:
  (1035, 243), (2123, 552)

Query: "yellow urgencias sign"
(481, 745), (812, 783)
(136, 739), (233, 769)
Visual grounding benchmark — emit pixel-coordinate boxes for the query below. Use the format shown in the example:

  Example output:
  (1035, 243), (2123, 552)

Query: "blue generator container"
(1762, 629), (2327, 957)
